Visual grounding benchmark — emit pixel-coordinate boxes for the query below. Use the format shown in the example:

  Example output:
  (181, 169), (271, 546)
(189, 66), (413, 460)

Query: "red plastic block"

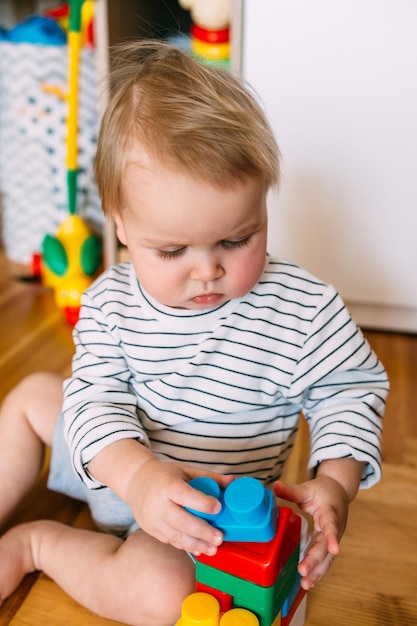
(196, 581), (234, 613)
(196, 506), (301, 587)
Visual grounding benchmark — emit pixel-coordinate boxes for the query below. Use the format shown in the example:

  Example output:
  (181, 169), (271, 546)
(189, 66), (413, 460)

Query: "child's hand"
(273, 474), (350, 590)
(125, 458), (234, 556)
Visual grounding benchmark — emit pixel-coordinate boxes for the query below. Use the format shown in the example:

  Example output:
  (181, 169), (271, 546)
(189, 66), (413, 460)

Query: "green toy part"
(42, 234), (68, 276)
(81, 235), (101, 276)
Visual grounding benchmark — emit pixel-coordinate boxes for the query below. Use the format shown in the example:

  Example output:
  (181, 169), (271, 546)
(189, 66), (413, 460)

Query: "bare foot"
(0, 524), (37, 605)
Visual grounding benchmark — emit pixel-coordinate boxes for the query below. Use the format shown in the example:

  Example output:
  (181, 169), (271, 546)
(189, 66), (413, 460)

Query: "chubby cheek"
(229, 249), (266, 298)
(134, 259), (185, 305)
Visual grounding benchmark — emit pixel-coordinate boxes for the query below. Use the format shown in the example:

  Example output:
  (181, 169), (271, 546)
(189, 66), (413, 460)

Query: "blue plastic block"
(281, 575), (302, 618)
(187, 476), (277, 542)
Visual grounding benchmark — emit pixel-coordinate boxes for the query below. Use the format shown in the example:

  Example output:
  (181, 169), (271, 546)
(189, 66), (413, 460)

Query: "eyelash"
(158, 248), (186, 260)
(221, 237), (251, 250)
(157, 237), (251, 260)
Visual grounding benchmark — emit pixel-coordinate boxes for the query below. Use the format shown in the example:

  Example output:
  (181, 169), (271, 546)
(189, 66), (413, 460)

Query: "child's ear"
(113, 213), (128, 246)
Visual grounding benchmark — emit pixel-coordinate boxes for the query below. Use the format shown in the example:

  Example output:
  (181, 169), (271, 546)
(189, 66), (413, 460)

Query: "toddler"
(0, 41), (388, 626)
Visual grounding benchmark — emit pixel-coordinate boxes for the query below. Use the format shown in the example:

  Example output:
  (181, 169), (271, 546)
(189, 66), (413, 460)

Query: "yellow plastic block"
(220, 608), (260, 625)
(176, 592), (262, 626)
(176, 592), (220, 625)
(271, 611), (281, 626)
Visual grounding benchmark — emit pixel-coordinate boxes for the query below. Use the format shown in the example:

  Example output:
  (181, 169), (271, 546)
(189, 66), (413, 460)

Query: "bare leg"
(0, 373), (64, 526)
(0, 521), (195, 626)
(0, 373), (195, 624)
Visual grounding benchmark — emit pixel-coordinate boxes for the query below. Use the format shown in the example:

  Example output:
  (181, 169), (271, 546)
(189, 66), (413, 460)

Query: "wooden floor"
(1, 250), (417, 626)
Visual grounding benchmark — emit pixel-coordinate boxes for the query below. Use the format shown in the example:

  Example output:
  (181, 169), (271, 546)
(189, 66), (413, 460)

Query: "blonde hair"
(94, 40), (280, 215)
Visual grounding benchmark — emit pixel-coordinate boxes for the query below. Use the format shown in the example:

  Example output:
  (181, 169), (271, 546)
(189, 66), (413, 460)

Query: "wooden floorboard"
(1, 250), (416, 625)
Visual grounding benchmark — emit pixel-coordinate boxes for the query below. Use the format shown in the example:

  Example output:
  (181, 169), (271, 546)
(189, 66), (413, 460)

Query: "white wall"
(241, 0), (417, 331)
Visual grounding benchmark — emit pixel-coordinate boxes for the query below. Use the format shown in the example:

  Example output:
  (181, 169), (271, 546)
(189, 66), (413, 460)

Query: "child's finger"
(272, 480), (312, 506)
(299, 550), (336, 590)
(314, 507), (341, 555)
(165, 501), (224, 553)
(167, 528), (222, 557)
(298, 532), (327, 577)
(321, 524), (340, 556)
(298, 532), (336, 589)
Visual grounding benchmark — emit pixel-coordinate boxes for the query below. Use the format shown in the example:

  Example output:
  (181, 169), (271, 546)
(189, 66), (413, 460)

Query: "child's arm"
(87, 438), (233, 556)
(273, 457), (365, 590)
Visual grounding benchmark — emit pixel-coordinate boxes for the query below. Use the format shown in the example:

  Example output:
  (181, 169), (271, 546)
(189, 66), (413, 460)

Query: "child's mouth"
(191, 293), (224, 305)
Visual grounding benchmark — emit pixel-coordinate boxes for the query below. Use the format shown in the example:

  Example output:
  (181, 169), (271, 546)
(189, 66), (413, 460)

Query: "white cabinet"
(239, 0), (417, 331)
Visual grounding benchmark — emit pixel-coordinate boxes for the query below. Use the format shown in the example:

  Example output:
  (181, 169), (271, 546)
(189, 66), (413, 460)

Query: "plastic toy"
(178, 0), (231, 31)
(1, 15), (66, 44)
(44, 2), (95, 47)
(42, 214), (100, 325)
(187, 477), (277, 542)
(191, 24), (229, 44)
(195, 505), (301, 587)
(176, 592), (260, 625)
(280, 576), (305, 626)
(186, 476), (306, 626)
(178, 0), (231, 68)
(41, 0), (101, 324)
(190, 38), (230, 63)
(195, 582), (233, 613)
(44, 3), (71, 31)
(66, 0), (87, 213)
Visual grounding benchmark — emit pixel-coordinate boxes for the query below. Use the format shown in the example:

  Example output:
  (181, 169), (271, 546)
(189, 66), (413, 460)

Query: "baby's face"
(114, 151), (268, 310)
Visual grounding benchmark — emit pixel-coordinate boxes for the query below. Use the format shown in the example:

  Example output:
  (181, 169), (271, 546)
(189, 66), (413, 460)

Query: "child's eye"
(221, 237), (251, 250)
(157, 247), (186, 260)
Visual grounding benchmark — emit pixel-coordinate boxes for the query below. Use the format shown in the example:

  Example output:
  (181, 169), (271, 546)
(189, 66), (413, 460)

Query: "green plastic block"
(196, 548), (299, 626)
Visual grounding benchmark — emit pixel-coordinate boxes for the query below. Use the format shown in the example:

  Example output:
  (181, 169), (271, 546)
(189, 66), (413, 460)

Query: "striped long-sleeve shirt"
(63, 257), (388, 490)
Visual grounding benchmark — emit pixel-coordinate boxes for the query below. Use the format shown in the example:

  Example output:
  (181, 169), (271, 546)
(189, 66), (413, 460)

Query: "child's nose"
(190, 255), (225, 283)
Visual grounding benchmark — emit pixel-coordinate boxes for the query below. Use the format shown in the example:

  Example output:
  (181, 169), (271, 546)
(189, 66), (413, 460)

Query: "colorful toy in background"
(41, 0), (101, 325)
(0, 4), (102, 267)
(43, 1), (95, 47)
(181, 477), (307, 626)
(0, 14), (66, 43)
(178, 0), (231, 69)
(42, 215), (100, 325)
